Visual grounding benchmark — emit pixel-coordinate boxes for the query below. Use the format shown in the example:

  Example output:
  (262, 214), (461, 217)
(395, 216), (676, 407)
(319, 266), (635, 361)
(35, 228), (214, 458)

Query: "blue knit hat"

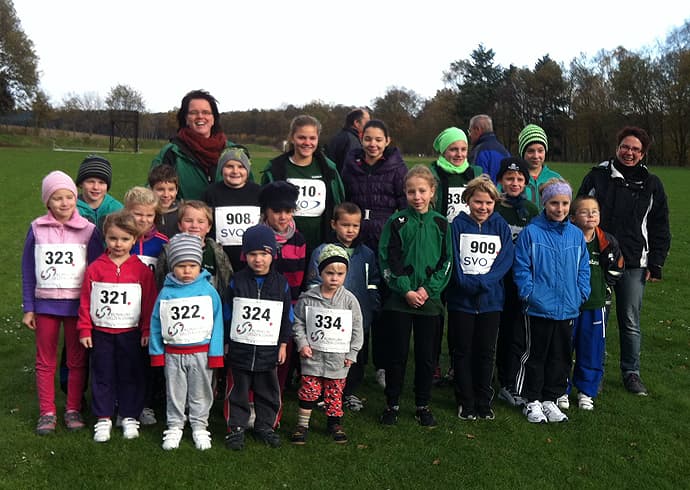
(242, 224), (277, 256)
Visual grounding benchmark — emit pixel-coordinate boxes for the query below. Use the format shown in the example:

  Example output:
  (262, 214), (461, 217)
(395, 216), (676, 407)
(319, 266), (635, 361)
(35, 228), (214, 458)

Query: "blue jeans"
(614, 268), (646, 376)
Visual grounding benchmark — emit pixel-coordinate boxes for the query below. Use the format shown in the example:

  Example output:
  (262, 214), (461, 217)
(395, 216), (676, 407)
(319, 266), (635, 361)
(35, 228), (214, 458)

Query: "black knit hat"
(497, 156), (530, 183)
(242, 224), (277, 256)
(76, 155), (113, 190)
(258, 181), (299, 212)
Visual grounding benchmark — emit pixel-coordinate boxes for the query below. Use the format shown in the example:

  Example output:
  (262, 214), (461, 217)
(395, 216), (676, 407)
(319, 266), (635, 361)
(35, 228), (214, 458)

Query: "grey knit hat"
(168, 233), (203, 268)
(317, 244), (349, 273)
(76, 155), (113, 189)
(218, 147), (251, 173)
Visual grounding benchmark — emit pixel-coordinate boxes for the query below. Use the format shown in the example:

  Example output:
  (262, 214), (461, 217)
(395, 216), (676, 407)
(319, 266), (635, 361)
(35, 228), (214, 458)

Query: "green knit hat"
(317, 244), (349, 273)
(518, 124), (548, 157)
(433, 127), (467, 154)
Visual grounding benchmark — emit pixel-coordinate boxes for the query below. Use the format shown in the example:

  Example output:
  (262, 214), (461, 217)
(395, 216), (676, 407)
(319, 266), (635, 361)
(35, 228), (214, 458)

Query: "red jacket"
(77, 253), (157, 338)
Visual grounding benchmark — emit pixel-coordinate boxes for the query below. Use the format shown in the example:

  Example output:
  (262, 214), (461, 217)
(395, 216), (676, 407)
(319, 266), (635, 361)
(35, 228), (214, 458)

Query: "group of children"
(22, 118), (625, 452)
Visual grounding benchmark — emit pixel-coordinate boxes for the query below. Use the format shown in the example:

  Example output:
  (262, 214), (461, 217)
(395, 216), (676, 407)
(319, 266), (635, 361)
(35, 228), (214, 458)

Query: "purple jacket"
(341, 146), (408, 250)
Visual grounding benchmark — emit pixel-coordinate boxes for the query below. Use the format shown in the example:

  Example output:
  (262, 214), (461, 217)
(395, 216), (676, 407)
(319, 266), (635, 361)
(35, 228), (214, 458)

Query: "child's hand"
(80, 337), (93, 348)
(22, 312), (36, 330)
(299, 346), (313, 359)
(416, 287), (429, 301)
(344, 359), (353, 367)
(277, 344), (287, 365)
(140, 336), (149, 347)
(405, 291), (424, 308)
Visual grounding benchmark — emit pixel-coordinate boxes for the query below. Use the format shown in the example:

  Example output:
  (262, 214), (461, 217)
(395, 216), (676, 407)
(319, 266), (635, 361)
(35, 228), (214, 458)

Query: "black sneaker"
(380, 407), (399, 425)
(224, 427), (245, 451)
(457, 406), (477, 421)
(328, 424), (348, 444)
(415, 406), (437, 427)
(477, 408), (495, 420)
(290, 426), (308, 445)
(254, 429), (281, 448)
(623, 373), (648, 396)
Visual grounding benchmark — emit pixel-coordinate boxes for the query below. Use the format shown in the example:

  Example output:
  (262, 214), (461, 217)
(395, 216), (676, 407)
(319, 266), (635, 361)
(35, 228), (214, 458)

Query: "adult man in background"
(468, 114), (510, 183)
(327, 108), (371, 173)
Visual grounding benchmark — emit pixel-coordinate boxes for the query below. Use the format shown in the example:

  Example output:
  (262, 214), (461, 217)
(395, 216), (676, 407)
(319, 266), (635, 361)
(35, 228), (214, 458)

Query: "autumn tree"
(0, 0), (39, 111)
(105, 84), (146, 112)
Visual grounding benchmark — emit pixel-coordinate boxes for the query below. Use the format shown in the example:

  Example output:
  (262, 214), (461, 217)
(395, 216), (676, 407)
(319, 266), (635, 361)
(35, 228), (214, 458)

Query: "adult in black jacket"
(326, 108), (370, 173)
(577, 126), (670, 396)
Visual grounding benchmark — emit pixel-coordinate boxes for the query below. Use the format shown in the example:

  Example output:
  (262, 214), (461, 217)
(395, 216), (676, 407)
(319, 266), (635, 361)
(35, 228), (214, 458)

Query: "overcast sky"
(12, 0), (689, 113)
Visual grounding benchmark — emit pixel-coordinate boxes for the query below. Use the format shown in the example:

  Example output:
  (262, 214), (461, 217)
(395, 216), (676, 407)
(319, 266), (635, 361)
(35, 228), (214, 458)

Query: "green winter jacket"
(524, 164), (562, 209)
(77, 193), (123, 232)
(379, 207), (452, 315)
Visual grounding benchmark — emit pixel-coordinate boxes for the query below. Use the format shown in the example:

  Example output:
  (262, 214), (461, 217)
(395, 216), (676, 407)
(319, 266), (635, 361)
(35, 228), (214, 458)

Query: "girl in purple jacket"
(22, 171), (103, 435)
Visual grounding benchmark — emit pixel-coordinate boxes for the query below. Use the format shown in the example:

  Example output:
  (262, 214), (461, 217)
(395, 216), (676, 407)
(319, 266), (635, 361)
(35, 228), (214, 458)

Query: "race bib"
(137, 255), (158, 274)
(230, 297), (284, 346)
(160, 296), (214, 345)
(458, 233), (502, 275)
(34, 244), (87, 289)
(214, 206), (261, 246)
(287, 178), (327, 217)
(305, 306), (352, 354)
(446, 187), (469, 222)
(90, 282), (142, 329)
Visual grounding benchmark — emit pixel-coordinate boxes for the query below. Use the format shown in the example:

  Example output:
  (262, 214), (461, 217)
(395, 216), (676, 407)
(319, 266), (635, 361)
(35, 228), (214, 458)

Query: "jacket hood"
(163, 268), (212, 288)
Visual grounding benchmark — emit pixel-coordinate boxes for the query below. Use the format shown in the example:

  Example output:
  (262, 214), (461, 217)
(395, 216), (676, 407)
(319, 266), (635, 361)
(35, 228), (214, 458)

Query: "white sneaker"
(542, 401), (569, 422)
(578, 392), (594, 411)
(247, 402), (256, 430)
(139, 407), (157, 426)
(375, 369), (386, 388)
(93, 418), (112, 442)
(121, 417), (140, 439)
(523, 401), (547, 424)
(556, 394), (570, 411)
(192, 429), (212, 451)
(162, 427), (184, 450)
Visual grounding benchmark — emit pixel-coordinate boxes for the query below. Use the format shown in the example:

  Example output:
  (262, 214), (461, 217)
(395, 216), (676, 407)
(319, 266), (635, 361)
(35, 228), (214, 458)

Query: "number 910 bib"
(305, 306), (352, 354)
(287, 178), (327, 217)
(160, 296), (213, 345)
(230, 297), (284, 346)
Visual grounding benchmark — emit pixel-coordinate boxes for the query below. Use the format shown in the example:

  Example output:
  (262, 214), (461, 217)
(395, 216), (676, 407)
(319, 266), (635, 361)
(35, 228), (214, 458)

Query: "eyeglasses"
(619, 144), (643, 154)
(575, 209), (600, 217)
(188, 110), (213, 117)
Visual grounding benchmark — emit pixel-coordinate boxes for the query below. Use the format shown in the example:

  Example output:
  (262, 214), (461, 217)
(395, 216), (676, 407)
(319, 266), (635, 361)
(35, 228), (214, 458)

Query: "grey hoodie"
(293, 285), (363, 379)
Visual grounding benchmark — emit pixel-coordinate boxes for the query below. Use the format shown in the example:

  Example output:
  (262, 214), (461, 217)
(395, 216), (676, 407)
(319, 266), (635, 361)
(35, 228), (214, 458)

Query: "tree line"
(2, 0), (688, 165)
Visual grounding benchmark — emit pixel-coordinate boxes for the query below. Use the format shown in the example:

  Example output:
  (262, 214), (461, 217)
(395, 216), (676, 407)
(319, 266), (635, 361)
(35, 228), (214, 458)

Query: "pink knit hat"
(41, 170), (78, 206)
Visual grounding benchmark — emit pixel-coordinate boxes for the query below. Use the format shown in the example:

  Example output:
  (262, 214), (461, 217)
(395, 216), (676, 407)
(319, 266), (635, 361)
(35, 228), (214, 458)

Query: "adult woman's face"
(616, 135), (645, 167)
(185, 98), (214, 138)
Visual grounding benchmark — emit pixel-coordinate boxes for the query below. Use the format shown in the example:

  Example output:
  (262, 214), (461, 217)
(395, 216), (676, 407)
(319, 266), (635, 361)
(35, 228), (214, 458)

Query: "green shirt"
(582, 236), (606, 310)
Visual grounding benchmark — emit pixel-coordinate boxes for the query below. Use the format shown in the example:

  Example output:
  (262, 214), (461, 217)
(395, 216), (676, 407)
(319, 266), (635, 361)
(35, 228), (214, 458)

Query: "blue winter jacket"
(468, 132), (510, 183)
(446, 212), (514, 313)
(513, 213), (591, 320)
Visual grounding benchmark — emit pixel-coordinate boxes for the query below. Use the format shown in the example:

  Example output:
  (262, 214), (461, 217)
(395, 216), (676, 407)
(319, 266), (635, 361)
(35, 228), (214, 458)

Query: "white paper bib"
(34, 244), (87, 289)
(305, 306), (352, 354)
(287, 178), (327, 217)
(137, 255), (158, 274)
(230, 297), (284, 346)
(214, 206), (261, 246)
(160, 296), (214, 344)
(89, 282), (142, 328)
(446, 186), (469, 222)
(458, 233), (502, 275)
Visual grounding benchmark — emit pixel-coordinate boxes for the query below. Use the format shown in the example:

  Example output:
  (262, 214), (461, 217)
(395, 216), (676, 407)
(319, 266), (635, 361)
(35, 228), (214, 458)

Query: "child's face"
(405, 176), (434, 214)
(291, 125), (318, 161)
(47, 189), (76, 223)
(80, 178), (107, 207)
(544, 194), (570, 222)
(362, 127), (389, 163)
(173, 261), (201, 283)
(524, 143), (546, 172)
(264, 208), (292, 233)
(571, 200), (600, 233)
(321, 262), (347, 294)
(246, 250), (272, 275)
(221, 160), (248, 189)
(152, 181), (178, 211)
(443, 140), (468, 167)
(178, 208), (211, 241)
(331, 213), (361, 247)
(105, 225), (136, 260)
(499, 171), (527, 197)
(130, 204), (156, 234)
(467, 191), (495, 224)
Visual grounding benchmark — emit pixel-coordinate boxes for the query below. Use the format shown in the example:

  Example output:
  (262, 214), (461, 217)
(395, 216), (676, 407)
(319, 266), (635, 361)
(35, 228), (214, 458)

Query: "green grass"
(1, 143), (689, 489)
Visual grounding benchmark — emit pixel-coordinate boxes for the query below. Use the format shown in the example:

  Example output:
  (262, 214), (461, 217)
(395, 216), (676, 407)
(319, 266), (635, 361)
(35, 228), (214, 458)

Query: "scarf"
(176, 127), (227, 175)
(502, 193), (531, 220)
(437, 156), (469, 174)
(264, 218), (296, 245)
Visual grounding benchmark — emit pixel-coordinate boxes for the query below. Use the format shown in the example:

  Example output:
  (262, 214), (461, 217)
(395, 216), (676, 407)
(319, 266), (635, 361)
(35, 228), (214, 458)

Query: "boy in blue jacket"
(149, 233), (224, 450)
(513, 179), (590, 424)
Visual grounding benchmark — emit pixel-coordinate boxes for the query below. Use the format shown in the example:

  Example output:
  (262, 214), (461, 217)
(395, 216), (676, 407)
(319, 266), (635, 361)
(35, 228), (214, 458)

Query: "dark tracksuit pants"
(224, 367), (280, 433)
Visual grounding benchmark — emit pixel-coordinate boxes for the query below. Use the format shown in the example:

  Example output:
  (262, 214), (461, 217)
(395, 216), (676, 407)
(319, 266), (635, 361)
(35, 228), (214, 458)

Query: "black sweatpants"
(225, 367), (280, 432)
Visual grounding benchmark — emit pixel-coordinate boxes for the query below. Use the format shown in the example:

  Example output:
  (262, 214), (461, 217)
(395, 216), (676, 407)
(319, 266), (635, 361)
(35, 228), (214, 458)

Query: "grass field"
(0, 143), (689, 489)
